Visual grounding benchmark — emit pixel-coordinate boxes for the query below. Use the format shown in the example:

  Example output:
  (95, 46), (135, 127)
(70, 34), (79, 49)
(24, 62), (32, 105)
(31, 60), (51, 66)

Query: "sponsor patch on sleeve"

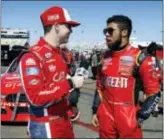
(45, 52), (52, 59)
(25, 67), (39, 76)
(29, 79), (40, 85)
(25, 58), (36, 66)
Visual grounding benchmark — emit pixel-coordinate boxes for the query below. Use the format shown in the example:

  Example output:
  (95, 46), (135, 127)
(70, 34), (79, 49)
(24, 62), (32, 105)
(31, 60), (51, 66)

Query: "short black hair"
(107, 15), (132, 37)
(43, 25), (53, 35)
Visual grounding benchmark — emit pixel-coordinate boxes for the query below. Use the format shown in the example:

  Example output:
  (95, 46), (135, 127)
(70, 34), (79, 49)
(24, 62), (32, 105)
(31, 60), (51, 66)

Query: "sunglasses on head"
(103, 28), (115, 35)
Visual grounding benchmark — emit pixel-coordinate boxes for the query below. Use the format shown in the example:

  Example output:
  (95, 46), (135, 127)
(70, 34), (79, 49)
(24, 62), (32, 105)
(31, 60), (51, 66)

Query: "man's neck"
(115, 40), (129, 51)
(44, 34), (60, 48)
(120, 41), (129, 50)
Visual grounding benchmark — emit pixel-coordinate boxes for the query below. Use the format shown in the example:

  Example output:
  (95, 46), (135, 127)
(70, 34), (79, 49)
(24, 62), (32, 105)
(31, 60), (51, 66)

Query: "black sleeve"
(68, 88), (80, 106)
(137, 92), (161, 120)
(92, 89), (101, 114)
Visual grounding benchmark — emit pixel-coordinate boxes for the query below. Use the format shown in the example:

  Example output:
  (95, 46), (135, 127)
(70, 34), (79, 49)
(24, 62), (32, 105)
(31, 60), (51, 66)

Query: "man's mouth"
(106, 38), (112, 44)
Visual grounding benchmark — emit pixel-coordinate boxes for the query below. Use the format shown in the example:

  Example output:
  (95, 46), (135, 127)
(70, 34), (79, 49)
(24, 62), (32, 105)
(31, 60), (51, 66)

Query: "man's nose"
(105, 32), (110, 37)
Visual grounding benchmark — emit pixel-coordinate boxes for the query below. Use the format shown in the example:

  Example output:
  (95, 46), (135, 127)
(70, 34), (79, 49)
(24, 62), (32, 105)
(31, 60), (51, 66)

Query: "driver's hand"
(92, 114), (99, 127)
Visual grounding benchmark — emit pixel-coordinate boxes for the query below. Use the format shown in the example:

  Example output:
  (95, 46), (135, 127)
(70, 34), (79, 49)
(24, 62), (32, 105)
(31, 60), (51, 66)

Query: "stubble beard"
(107, 36), (122, 51)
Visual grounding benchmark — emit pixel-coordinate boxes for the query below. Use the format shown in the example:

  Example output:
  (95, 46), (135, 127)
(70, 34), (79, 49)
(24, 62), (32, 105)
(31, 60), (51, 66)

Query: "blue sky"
(2, 1), (163, 45)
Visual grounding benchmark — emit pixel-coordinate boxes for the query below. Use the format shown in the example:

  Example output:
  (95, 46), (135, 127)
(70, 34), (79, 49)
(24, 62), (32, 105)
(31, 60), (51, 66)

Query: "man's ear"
(53, 24), (59, 33)
(122, 29), (128, 37)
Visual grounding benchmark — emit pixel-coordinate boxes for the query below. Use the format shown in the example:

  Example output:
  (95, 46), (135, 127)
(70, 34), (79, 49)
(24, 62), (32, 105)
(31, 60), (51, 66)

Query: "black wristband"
(69, 89), (80, 106)
(92, 106), (98, 115)
(92, 90), (101, 115)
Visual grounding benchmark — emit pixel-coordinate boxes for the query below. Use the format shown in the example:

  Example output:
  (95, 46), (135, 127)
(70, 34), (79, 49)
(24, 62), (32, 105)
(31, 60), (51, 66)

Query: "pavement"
(1, 66), (163, 138)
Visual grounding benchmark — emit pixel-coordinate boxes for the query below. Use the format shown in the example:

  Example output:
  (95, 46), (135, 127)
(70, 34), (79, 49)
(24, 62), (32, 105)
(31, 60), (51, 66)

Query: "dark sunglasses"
(60, 23), (72, 30)
(103, 28), (115, 35)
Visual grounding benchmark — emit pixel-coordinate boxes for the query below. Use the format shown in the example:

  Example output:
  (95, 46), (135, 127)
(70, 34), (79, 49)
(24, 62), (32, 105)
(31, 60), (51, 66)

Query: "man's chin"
(62, 40), (68, 44)
(107, 44), (112, 49)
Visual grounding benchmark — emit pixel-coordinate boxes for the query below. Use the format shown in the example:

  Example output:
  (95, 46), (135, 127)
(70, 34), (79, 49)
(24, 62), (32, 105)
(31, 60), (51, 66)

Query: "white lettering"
(48, 14), (60, 21)
(105, 76), (128, 88)
(111, 77), (115, 87)
(115, 77), (119, 87)
(1, 102), (28, 107)
(53, 72), (66, 82)
(5, 83), (21, 88)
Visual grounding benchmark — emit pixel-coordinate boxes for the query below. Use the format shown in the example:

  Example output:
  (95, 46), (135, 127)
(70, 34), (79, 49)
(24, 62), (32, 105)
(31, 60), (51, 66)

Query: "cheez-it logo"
(104, 76), (128, 88)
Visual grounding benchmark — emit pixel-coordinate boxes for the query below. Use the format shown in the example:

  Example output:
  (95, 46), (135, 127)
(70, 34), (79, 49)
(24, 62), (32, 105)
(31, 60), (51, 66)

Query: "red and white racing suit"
(19, 37), (74, 138)
(96, 45), (161, 138)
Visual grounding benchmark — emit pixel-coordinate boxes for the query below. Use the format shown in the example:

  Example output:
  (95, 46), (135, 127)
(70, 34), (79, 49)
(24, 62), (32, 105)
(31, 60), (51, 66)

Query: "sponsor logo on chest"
(104, 76), (128, 88)
(119, 56), (135, 76)
(120, 56), (134, 66)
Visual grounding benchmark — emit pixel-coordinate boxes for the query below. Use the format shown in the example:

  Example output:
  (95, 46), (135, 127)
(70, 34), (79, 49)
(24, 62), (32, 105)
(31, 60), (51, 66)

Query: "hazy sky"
(2, 1), (163, 45)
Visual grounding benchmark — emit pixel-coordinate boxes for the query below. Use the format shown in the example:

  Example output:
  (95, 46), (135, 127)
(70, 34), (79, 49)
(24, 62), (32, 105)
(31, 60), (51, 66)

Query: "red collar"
(37, 37), (60, 52)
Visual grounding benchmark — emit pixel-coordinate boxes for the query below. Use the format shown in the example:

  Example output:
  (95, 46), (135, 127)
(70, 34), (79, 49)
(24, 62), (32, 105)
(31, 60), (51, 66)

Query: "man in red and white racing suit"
(92, 15), (161, 138)
(18, 6), (85, 138)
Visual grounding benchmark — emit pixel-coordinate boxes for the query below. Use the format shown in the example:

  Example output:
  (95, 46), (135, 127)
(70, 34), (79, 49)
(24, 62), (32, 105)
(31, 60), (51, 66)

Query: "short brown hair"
(43, 25), (53, 35)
